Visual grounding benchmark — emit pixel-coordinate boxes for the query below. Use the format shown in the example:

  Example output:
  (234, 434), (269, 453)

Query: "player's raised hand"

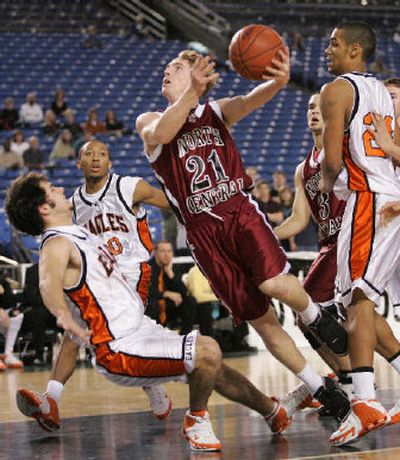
(367, 113), (394, 155)
(379, 200), (400, 227)
(262, 46), (290, 87)
(57, 310), (92, 345)
(189, 56), (219, 98)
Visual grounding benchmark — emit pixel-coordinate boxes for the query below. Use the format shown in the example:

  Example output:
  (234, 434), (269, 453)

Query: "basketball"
(229, 24), (285, 81)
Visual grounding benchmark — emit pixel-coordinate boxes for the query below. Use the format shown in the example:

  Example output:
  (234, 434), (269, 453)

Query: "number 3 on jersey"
(186, 149), (228, 193)
(363, 113), (393, 158)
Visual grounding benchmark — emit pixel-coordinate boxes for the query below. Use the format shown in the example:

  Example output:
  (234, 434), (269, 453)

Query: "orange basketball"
(229, 24), (285, 80)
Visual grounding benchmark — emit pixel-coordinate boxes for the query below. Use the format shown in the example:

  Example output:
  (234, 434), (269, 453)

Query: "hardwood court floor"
(1, 349), (400, 460)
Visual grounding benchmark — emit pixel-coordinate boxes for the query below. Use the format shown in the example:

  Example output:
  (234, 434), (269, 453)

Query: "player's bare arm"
(275, 163), (312, 240)
(320, 80), (352, 193)
(136, 56), (219, 152)
(133, 179), (170, 210)
(368, 113), (400, 162)
(39, 237), (91, 344)
(218, 48), (290, 127)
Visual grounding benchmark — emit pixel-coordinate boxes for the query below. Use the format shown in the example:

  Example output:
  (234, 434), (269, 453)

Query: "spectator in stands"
(279, 186), (297, 252)
(49, 129), (75, 163)
(134, 14), (151, 40)
(186, 264), (216, 337)
(384, 77), (400, 126)
(161, 209), (178, 248)
(256, 180), (283, 228)
(0, 97), (19, 130)
(20, 263), (58, 366)
(83, 108), (106, 135)
(62, 108), (83, 140)
(272, 169), (288, 200)
(146, 240), (197, 335)
(83, 25), (103, 49)
(245, 165), (260, 198)
(73, 131), (94, 156)
(104, 109), (126, 135)
(50, 88), (68, 118)
(0, 138), (23, 171)
(19, 92), (44, 125)
(43, 109), (60, 136)
(0, 276), (24, 369)
(10, 130), (29, 157)
(23, 136), (45, 171)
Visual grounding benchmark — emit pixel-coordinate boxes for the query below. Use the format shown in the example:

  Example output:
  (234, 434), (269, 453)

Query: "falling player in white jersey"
(15, 140), (173, 431)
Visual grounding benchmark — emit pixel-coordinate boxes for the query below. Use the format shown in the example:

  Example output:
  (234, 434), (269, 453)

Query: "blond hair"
(178, 49), (217, 96)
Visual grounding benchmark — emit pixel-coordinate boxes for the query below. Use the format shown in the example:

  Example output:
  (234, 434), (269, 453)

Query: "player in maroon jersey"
(136, 50), (350, 438)
(275, 93), (352, 394)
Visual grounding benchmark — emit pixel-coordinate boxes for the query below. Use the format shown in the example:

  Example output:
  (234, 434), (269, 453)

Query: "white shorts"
(336, 191), (400, 308)
(387, 269), (400, 307)
(92, 315), (199, 388)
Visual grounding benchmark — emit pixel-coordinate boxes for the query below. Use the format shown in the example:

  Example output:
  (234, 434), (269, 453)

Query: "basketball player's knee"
(195, 336), (222, 369)
(261, 274), (297, 299)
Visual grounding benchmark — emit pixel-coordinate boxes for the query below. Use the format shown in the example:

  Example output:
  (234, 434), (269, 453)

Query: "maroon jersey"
(302, 147), (346, 246)
(148, 101), (254, 224)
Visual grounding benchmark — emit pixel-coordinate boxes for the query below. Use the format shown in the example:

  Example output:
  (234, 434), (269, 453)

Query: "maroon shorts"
(185, 194), (288, 324)
(303, 243), (337, 304)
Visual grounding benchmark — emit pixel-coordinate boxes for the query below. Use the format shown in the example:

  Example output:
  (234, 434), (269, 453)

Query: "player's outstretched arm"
(136, 56), (219, 152)
(218, 48), (290, 127)
(133, 179), (170, 210)
(368, 113), (400, 162)
(39, 237), (91, 345)
(320, 80), (352, 193)
(274, 163), (312, 240)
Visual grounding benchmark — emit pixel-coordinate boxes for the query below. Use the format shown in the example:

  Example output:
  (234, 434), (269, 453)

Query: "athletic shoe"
(16, 388), (60, 432)
(388, 400), (400, 425)
(313, 377), (350, 422)
(280, 383), (310, 418)
(309, 308), (348, 356)
(265, 397), (292, 434)
(182, 410), (222, 451)
(143, 385), (172, 420)
(4, 354), (23, 369)
(330, 399), (390, 446)
(0, 359), (6, 371)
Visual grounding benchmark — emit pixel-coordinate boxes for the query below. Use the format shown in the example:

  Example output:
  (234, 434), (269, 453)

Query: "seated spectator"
(19, 263), (58, 365)
(10, 129), (29, 157)
(49, 129), (75, 162)
(105, 109), (130, 135)
(0, 275), (24, 369)
(0, 138), (23, 171)
(43, 109), (60, 136)
(83, 25), (103, 49)
(256, 180), (283, 227)
(19, 92), (44, 125)
(62, 108), (83, 140)
(83, 108), (106, 135)
(279, 186), (297, 252)
(23, 136), (45, 171)
(245, 166), (260, 198)
(0, 97), (19, 130)
(134, 13), (151, 40)
(146, 241), (197, 335)
(50, 88), (68, 117)
(272, 169), (288, 201)
(185, 264), (217, 337)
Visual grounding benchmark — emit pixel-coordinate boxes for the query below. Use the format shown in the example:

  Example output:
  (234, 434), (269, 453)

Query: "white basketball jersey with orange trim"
(71, 173), (153, 279)
(339, 72), (400, 196)
(41, 226), (144, 345)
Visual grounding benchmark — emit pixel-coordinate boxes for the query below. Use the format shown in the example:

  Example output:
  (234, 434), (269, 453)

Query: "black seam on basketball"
(244, 41), (283, 66)
(240, 26), (270, 56)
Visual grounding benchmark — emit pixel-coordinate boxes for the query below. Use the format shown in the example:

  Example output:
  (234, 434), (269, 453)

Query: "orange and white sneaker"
(4, 354), (23, 369)
(143, 385), (172, 420)
(16, 388), (60, 432)
(0, 359), (6, 371)
(265, 397), (292, 434)
(279, 383), (318, 418)
(182, 410), (222, 451)
(330, 399), (390, 446)
(388, 400), (400, 425)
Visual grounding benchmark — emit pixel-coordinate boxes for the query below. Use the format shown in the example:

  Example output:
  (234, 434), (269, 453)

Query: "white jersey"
(71, 173), (153, 284)
(339, 72), (400, 197)
(40, 225), (145, 345)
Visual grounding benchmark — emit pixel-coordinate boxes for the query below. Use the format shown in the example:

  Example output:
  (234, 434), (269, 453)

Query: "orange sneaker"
(182, 410), (222, 451)
(330, 399), (390, 446)
(0, 359), (6, 371)
(4, 354), (23, 369)
(143, 385), (172, 420)
(388, 401), (400, 425)
(265, 397), (292, 434)
(297, 395), (321, 410)
(16, 388), (60, 432)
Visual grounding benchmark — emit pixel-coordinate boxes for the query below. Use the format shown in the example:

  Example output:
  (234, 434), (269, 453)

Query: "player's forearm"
(275, 215), (308, 240)
(321, 162), (340, 193)
(242, 80), (284, 113)
(40, 280), (71, 320)
(150, 89), (199, 145)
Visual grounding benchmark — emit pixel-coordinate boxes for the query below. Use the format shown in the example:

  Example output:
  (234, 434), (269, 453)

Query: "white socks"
(352, 370), (375, 400)
(46, 380), (64, 403)
(5, 313), (23, 356)
(296, 363), (324, 395)
(298, 298), (320, 325)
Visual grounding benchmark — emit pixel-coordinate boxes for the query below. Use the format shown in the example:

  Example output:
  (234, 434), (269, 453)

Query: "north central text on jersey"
(177, 126), (224, 157)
